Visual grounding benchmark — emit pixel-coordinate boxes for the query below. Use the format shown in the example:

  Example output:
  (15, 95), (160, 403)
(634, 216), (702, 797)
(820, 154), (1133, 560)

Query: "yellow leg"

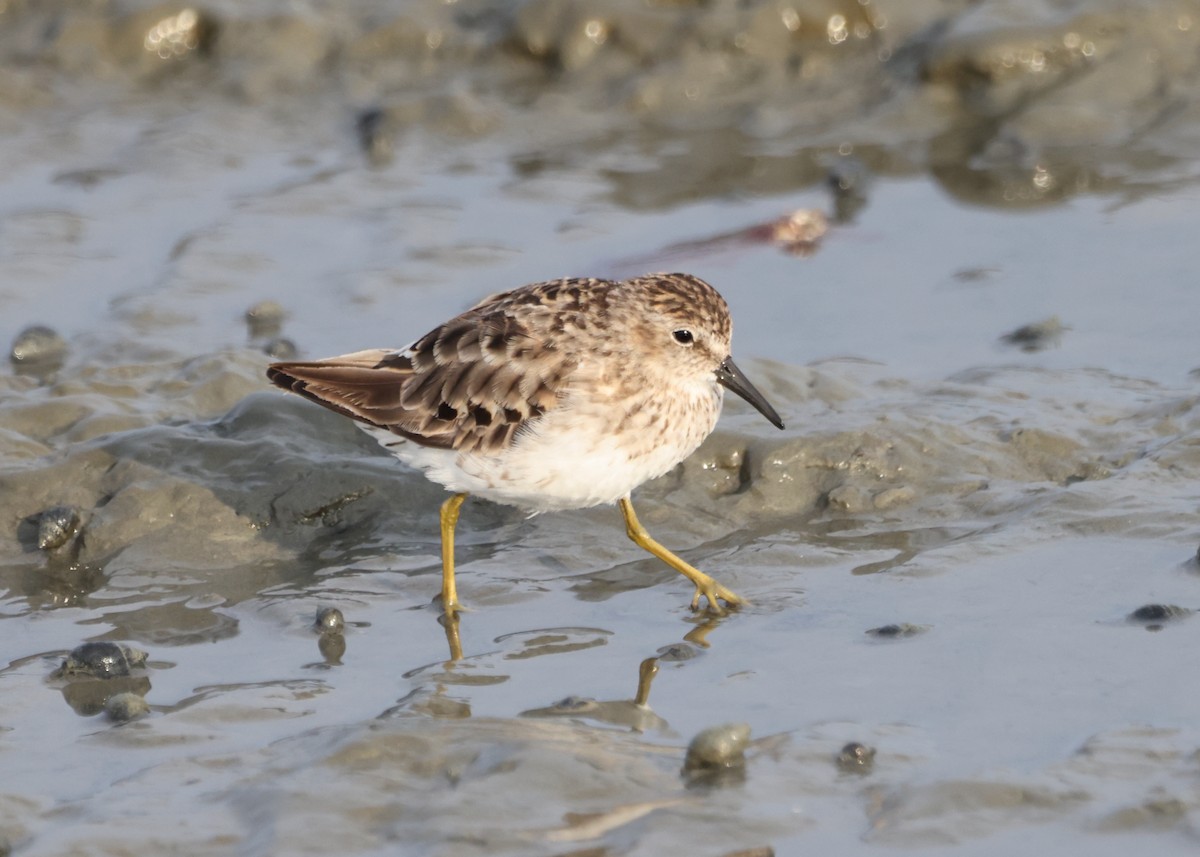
(439, 492), (469, 616)
(617, 496), (743, 615)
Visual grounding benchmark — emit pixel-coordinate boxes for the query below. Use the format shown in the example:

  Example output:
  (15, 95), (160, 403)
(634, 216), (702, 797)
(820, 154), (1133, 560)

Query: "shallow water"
(4, 1), (1200, 855)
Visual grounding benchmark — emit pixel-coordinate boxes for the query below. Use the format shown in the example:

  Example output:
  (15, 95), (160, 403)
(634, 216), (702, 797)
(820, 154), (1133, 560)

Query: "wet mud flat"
(4, 1), (1200, 855)
(5, 357), (1200, 856)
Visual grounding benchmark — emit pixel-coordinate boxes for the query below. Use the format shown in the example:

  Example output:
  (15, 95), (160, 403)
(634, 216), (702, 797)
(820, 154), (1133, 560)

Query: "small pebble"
(245, 301), (286, 337)
(1127, 604), (1192, 624)
(655, 643), (699, 662)
(314, 606), (345, 634)
(10, 325), (68, 372)
(1000, 316), (1066, 352)
(57, 642), (148, 679)
(314, 607), (347, 663)
(954, 267), (1002, 283)
(836, 741), (876, 772)
(263, 337), (298, 360)
(684, 722), (751, 771)
(52, 167), (123, 188)
(866, 623), (930, 638)
(105, 692), (150, 723)
(37, 506), (82, 551)
(357, 108), (396, 167)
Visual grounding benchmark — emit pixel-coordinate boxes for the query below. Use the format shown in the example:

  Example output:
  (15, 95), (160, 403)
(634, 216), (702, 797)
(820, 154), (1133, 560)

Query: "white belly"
(366, 382), (723, 512)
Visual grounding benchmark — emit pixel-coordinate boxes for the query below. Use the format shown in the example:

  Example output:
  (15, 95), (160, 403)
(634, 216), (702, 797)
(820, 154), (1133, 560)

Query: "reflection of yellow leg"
(634, 657), (659, 707)
(618, 496), (743, 615)
(439, 610), (463, 662)
(683, 616), (720, 649)
(439, 493), (469, 616)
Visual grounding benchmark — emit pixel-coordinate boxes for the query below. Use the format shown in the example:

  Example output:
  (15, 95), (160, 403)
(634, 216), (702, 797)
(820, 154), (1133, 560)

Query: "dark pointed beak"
(715, 356), (784, 430)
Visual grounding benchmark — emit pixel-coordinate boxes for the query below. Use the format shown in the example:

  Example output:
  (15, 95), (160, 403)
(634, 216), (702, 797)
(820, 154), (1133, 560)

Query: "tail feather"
(267, 349), (412, 428)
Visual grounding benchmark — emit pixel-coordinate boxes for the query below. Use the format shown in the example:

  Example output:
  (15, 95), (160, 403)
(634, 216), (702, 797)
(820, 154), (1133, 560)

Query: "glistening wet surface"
(3, 1), (1200, 855)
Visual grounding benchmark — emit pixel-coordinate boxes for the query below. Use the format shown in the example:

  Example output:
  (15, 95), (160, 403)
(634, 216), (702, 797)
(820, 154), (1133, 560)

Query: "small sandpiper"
(268, 273), (783, 618)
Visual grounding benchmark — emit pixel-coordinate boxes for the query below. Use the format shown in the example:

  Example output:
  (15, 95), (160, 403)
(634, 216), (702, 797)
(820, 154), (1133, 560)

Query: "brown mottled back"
(267, 273), (730, 455)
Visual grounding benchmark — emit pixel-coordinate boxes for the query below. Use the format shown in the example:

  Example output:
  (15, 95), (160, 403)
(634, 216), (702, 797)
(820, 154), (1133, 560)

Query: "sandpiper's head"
(623, 273), (784, 430)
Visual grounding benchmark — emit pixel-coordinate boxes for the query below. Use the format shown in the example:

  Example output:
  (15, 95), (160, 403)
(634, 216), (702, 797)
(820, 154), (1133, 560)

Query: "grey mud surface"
(3, 1), (1200, 855)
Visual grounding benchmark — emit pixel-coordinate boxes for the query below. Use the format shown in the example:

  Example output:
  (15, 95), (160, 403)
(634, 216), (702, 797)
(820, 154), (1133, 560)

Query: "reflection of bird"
(268, 273), (784, 616)
(522, 657), (668, 733)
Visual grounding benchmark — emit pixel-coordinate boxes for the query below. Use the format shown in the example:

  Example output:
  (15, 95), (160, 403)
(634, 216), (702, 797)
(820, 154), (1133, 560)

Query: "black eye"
(673, 329), (694, 345)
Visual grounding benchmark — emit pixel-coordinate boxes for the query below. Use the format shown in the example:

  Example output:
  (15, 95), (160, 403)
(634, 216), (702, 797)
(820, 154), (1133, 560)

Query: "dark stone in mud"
(1000, 317), (1067, 352)
(314, 607), (347, 663)
(9, 325), (67, 375)
(655, 643), (700, 662)
(1127, 604), (1192, 624)
(836, 741), (877, 773)
(314, 606), (345, 634)
(56, 642), (149, 679)
(684, 722), (750, 787)
(357, 107), (397, 167)
(866, 623), (930, 638)
(35, 505), (82, 551)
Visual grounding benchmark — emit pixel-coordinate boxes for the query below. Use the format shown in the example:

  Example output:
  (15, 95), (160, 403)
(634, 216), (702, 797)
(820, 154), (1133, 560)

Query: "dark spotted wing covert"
(266, 282), (601, 454)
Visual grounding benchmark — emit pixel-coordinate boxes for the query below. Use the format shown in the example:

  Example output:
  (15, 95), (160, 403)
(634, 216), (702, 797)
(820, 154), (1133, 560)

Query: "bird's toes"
(690, 583), (743, 616)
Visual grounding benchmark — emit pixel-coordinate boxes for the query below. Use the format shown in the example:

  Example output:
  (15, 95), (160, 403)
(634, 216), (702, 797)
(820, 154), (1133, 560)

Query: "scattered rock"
(56, 642), (148, 679)
(10, 325), (68, 376)
(1127, 604), (1192, 624)
(36, 505), (82, 552)
(315, 606), (345, 634)
(684, 722), (750, 785)
(104, 692), (151, 723)
(356, 107), (397, 167)
(1000, 316), (1067, 352)
(866, 623), (930, 638)
(836, 741), (877, 773)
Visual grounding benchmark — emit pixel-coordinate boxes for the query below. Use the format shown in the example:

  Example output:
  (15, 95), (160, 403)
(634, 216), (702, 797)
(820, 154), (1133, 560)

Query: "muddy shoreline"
(4, 1), (1200, 855)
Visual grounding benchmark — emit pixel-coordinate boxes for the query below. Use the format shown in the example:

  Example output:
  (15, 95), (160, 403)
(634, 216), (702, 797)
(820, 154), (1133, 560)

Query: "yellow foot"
(617, 496), (748, 617)
(689, 581), (744, 616)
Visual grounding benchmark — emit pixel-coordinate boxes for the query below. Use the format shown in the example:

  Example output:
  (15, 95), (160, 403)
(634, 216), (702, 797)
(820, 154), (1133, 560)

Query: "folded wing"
(267, 306), (576, 455)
